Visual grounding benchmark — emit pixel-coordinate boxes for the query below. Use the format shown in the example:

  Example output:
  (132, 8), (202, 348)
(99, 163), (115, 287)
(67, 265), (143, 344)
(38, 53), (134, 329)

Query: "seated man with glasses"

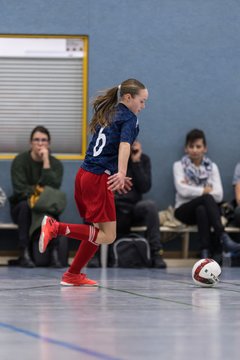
(9, 125), (68, 268)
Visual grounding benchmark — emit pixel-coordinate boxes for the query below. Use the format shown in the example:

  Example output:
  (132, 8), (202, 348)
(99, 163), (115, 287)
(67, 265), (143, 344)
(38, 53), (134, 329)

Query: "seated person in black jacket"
(114, 140), (166, 268)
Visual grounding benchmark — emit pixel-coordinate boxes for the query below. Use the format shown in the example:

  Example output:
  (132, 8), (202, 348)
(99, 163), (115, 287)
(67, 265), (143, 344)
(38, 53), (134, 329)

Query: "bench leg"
(182, 232), (189, 259)
(100, 244), (108, 268)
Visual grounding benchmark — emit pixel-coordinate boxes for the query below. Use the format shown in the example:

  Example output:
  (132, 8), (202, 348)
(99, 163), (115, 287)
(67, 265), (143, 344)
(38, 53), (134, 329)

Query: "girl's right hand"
(116, 177), (133, 194)
(107, 173), (133, 193)
(107, 171), (126, 192)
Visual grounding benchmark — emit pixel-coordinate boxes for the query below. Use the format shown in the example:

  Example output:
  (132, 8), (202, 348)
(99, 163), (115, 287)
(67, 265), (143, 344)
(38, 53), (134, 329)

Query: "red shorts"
(74, 168), (116, 223)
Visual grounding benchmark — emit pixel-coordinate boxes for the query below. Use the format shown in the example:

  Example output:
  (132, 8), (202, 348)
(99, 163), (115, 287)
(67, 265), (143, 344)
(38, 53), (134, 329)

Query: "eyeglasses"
(32, 138), (49, 143)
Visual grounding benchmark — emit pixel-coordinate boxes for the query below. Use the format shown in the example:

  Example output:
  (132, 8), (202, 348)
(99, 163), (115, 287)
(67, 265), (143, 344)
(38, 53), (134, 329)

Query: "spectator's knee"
(196, 204), (207, 216)
(202, 193), (215, 205)
(144, 199), (156, 208)
(139, 199), (157, 213)
(202, 193), (213, 200)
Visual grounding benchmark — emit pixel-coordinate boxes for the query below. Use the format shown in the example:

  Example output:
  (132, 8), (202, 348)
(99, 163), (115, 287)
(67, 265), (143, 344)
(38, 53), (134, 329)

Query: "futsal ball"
(192, 258), (221, 287)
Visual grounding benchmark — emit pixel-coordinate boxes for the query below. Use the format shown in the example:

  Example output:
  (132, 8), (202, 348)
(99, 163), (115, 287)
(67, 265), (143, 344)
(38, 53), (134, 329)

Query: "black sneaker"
(19, 248), (35, 268)
(152, 253), (167, 269)
(50, 248), (64, 268)
(19, 255), (35, 268)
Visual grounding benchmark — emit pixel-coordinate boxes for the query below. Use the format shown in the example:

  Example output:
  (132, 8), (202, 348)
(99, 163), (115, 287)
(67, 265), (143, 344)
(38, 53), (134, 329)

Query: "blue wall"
(1, 0), (240, 224)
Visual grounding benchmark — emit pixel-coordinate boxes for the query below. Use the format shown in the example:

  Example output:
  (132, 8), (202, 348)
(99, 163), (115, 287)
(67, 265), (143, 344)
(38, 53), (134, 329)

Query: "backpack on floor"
(112, 233), (151, 268)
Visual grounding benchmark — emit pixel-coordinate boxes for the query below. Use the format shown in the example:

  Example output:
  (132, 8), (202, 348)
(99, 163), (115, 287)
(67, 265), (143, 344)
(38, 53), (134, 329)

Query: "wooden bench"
(131, 225), (240, 259)
(100, 225), (198, 267)
(1, 222), (240, 266)
(101, 225), (240, 266)
(0, 223), (18, 230)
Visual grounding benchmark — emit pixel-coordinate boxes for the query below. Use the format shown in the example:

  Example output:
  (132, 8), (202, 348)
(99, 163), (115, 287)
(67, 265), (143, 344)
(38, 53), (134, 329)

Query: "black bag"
(112, 233), (151, 268)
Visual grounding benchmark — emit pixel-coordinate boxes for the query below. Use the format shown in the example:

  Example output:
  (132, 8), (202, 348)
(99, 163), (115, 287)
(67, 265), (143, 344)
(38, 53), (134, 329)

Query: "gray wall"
(1, 0), (240, 224)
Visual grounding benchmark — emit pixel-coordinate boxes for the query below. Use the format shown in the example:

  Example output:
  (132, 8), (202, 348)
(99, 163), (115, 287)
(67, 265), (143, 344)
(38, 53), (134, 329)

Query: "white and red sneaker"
(60, 272), (98, 286)
(39, 216), (59, 253)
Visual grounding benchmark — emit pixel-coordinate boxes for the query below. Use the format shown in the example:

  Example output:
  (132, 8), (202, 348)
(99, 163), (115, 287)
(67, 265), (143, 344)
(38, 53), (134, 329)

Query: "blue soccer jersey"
(82, 103), (139, 174)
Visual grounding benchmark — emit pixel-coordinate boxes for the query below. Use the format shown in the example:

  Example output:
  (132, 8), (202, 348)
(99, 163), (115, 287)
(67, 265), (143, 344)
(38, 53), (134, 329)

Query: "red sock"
(58, 222), (98, 245)
(68, 240), (99, 274)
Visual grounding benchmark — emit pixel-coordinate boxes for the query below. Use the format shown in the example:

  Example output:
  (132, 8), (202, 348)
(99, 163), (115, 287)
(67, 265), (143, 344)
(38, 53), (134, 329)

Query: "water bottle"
(222, 251), (232, 267)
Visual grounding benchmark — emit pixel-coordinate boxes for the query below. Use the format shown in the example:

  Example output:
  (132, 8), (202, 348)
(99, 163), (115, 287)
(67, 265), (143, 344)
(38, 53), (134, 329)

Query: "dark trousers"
(10, 200), (68, 266)
(234, 206), (240, 226)
(174, 194), (224, 251)
(105, 199), (162, 267)
(116, 199), (162, 254)
(10, 200), (31, 249)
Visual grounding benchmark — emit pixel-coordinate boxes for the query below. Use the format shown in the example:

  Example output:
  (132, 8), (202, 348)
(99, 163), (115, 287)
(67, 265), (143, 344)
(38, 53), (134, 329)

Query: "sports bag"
(112, 233), (151, 268)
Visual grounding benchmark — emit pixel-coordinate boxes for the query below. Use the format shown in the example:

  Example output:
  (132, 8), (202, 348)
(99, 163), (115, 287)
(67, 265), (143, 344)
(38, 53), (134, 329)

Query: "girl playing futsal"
(39, 78), (148, 286)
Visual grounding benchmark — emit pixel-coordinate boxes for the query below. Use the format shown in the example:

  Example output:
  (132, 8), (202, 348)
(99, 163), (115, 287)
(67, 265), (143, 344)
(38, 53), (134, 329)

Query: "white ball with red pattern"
(192, 258), (221, 287)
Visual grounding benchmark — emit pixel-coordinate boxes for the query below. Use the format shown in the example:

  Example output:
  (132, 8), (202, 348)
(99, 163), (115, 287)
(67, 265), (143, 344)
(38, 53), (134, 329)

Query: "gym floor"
(0, 265), (239, 360)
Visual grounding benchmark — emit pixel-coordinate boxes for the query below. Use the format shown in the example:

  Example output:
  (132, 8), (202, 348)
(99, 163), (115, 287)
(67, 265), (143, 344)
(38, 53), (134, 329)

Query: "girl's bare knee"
(102, 234), (116, 245)
(96, 228), (116, 244)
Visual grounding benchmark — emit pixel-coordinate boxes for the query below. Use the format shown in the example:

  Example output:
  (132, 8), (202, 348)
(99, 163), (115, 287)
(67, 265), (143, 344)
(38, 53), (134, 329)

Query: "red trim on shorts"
(74, 168), (116, 223)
